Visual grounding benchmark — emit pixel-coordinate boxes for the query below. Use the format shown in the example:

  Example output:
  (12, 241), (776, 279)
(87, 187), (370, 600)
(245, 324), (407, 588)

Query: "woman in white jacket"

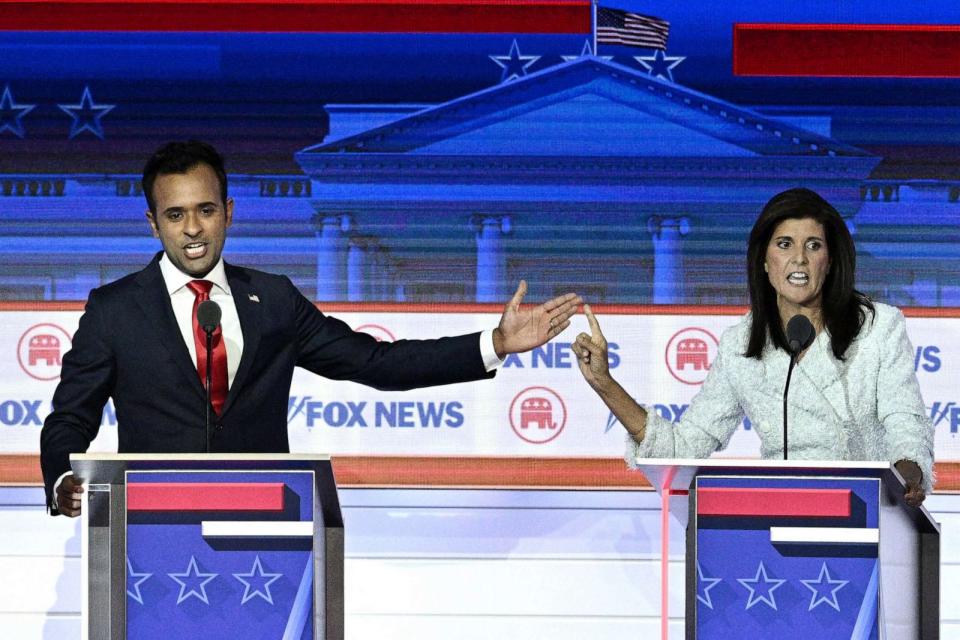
(572, 188), (933, 506)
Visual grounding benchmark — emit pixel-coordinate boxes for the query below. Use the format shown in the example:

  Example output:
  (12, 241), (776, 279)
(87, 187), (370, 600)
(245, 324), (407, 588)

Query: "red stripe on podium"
(697, 487), (851, 517)
(0, 0), (592, 34)
(127, 482), (285, 511)
(734, 23), (960, 78)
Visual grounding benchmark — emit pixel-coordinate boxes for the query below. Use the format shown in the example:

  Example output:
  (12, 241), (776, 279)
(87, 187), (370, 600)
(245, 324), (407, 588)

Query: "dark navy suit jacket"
(40, 255), (493, 510)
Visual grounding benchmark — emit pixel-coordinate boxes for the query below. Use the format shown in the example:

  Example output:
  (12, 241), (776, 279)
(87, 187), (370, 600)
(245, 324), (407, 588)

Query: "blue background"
(1, 1), (958, 305)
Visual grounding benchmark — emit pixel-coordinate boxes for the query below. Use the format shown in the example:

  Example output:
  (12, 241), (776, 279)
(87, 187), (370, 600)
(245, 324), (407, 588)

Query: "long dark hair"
(746, 188), (873, 360)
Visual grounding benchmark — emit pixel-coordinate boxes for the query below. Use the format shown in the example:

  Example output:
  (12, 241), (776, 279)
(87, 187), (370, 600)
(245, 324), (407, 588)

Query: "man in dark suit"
(41, 141), (581, 516)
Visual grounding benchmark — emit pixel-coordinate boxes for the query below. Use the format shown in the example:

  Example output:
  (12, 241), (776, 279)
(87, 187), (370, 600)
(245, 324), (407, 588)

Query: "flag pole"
(591, 0), (598, 55)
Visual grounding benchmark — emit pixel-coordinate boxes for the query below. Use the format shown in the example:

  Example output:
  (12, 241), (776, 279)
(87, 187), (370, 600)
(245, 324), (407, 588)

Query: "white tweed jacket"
(627, 303), (935, 492)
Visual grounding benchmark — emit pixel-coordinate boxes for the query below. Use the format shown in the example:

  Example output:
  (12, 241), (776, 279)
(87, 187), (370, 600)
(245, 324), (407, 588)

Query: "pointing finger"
(584, 304), (604, 338)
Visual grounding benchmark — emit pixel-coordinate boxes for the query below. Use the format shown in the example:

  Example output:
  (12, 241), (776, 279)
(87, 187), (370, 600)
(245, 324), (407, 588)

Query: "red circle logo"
(509, 386), (567, 444)
(664, 327), (719, 386)
(355, 324), (396, 342)
(17, 323), (72, 381)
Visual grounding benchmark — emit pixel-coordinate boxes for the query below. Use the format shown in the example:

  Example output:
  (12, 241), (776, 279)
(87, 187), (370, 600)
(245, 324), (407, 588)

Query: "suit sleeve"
(289, 279), (494, 390)
(876, 309), (935, 493)
(626, 334), (745, 466)
(40, 289), (115, 512)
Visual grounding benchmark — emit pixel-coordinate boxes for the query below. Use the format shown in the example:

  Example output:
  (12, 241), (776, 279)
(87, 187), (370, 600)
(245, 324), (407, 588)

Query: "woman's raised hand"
(572, 304), (612, 392)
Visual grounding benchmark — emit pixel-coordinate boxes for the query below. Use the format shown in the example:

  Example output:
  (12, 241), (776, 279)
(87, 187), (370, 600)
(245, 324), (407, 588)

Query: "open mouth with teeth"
(183, 242), (208, 259)
(787, 271), (809, 286)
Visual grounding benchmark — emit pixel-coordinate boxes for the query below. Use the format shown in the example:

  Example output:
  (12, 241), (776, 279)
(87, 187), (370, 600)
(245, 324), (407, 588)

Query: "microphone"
(786, 314), (815, 354)
(197, 300), (221, 453)
(782, 314), (815, 460)
(197, 300), (221, 335)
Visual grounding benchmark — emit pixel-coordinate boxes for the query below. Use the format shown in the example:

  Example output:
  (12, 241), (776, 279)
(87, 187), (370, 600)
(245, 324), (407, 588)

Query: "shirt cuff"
(480, 329), (504, 372)
(51, 470), (74, 510)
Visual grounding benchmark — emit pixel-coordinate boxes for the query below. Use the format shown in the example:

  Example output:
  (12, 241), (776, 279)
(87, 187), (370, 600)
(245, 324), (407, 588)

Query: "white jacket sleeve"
(876, 309), (935, 493)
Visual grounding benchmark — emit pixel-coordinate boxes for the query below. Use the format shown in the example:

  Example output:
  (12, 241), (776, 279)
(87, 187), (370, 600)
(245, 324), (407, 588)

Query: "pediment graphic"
(300, 57), (870, 160)
(414, 92), (757, 157)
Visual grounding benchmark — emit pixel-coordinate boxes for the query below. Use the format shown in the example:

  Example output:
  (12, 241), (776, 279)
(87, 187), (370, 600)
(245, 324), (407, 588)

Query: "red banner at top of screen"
(0, 0), (592, 33)
(735, 23), (960, 78)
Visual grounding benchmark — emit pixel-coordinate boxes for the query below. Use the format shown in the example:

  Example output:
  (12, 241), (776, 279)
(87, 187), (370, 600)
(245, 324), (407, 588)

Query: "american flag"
(596, 6), (669, 49)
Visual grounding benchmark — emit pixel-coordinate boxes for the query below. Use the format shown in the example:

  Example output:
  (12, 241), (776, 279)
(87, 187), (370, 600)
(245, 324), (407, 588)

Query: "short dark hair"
(746, 187), (874, 360)
(141, 140), (228, 214)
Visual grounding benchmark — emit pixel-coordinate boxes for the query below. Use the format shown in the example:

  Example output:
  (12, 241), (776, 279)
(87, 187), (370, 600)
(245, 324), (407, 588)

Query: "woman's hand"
(572, 304), (649, 441)
(572, 304), (613, 392)
(894, 459), (926, 507)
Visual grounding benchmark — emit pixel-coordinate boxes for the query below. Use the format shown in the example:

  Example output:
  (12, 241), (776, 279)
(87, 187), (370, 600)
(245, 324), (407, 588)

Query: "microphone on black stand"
(783, 314), (815, 460)
(197, 300), (222, 454)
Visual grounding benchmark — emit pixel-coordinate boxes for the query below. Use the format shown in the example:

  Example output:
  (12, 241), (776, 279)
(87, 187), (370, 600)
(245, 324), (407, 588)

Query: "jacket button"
(215, 424), (224, 432)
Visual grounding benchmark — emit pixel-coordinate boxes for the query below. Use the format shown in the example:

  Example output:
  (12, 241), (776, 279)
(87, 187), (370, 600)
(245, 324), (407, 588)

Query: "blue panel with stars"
(125, 470), (314, 640)
(695, 476), (880, 640)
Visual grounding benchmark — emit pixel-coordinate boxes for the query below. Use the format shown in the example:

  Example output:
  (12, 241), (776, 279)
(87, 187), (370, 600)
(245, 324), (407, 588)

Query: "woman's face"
(764, 217), (831, 314)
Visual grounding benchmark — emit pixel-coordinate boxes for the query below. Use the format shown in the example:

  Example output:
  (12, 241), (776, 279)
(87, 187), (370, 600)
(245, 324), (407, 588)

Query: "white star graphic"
(233, 555), (283, 605)
(126, 557), (152, 605)
(696, 562), (722, 609)
(800, 563), (848, 611)
(57, 86), (115, 140)
(737, 561), (785, 610)
(490, 39), (540, 83)
(0, 85), (35, 139)
(168, 555), (218, 605)
(561, 40), (614, 62)
(634, 50), (686, 82)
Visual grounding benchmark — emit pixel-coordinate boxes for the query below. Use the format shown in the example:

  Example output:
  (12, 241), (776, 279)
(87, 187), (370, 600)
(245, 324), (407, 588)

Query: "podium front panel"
(125, 470), (316, 640)
(694, 475), (880, 639)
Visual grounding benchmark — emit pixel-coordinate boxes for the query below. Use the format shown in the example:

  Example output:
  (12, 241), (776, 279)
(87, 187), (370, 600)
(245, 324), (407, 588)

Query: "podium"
(71, 454), (343, 640)
(637, 459), (940, 640)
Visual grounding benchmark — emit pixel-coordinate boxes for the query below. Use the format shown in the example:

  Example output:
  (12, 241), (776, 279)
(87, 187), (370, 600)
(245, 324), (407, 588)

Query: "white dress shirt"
(159, 254), (243, 388)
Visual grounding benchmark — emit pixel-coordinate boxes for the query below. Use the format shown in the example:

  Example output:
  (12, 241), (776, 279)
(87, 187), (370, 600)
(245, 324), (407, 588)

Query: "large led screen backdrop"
(1, 1), (959, 468)
(2, 308), (957, 463)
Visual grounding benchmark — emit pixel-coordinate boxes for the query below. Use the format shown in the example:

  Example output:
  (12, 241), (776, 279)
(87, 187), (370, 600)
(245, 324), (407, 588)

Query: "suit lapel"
(759, 334), (851, 426)
(222, 264), (261, 414)
(759, 346), (790, 403)
(134, 257), (206, 400)
(795, 335), (852, 425)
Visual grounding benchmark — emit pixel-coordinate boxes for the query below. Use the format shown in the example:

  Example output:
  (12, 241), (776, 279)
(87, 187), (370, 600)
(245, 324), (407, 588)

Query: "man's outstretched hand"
(493, 280), (581, 358)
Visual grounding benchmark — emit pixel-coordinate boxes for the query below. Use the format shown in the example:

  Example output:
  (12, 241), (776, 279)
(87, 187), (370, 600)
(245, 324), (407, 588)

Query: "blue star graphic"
(0, 85), (35, 139)
(233, 555), (283, 605)
(737, 561), (785, 610)
(126, 557), (152, 605)
(58, 86), (115, 139)
(800, 563), (848, 611)
(696, 562), (722, 609)
(561, 40), (613, 63)
(168, 555), (218, 605)
(490, 39), (540, 83)
(634, 50), (686, 82)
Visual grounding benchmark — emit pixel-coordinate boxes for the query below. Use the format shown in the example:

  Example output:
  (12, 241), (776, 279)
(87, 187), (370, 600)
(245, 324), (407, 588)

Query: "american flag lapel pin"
(248, 293), (260, 302)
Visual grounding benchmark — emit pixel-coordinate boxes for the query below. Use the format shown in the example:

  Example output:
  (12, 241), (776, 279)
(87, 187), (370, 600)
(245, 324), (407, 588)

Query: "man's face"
(146, 163), (233, 278)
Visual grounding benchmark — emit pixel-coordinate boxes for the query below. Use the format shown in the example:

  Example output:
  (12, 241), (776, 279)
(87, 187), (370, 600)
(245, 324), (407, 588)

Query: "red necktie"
(186, 280), (228, 415)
